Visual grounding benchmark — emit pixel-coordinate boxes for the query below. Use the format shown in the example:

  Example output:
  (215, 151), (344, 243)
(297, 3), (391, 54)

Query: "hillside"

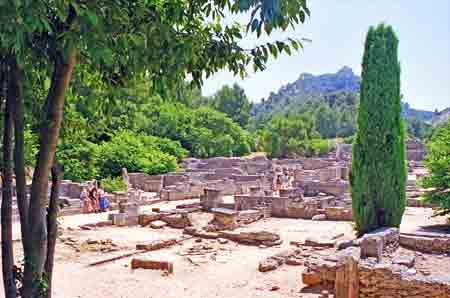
(432, 107), (450, 127)
(252, 66), (435, 123)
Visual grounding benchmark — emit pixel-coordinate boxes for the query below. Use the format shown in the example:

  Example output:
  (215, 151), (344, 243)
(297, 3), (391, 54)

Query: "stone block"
(360, 236), (383, 262)
(392, 255), (415, 268)
(302, 271), (322, 286)
(160, 214), (191, 228)
(259, 258), (282, 272)
(112, 213), (128, 226)
(312, 214), (327, 221)
(325, 207), (354, 221)
(130, 258), (173, 273)
(136, 239), (178, 251)
(335, 247), (360, 298)
(304, 236), (335, 248)
(138, 212), (161, 226)
(150, 220), (167, 229)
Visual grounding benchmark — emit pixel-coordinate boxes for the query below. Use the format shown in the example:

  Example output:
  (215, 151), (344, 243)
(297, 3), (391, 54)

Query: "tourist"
(275, 175), (283, 195)
(288, 170), (295, 188)
(282, 169), (290, 189)
(82, 187), (94, 214)
(79, 187), (88, 209)
(98, 183), (110, 212)
(88, 185), (100, 213)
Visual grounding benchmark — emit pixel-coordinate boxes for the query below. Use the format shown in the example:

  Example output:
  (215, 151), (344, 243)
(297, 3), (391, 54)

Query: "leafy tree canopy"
(1, 0), (310, 92)
(422, 121), (450, 218)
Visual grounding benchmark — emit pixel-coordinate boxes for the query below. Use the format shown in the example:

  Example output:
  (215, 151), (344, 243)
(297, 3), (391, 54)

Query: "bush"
(101, 176), (127, 193)
(305, 139), (336, 157)
(96, 131), (178, 179)
(141, 102), (252, 158)
(422, 121), (450, 217)
(259, 114), (319, 158)
(138, 135), (188, 160)
(343, 135), (355, 144)
(57, 140), (99, 182)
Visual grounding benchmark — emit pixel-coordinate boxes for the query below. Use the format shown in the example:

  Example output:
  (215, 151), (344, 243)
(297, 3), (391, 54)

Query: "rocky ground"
(1, 201), (448, 298)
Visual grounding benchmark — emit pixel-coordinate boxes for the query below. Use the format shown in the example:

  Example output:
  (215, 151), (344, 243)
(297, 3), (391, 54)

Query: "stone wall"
(359, 261), (450, 298)
(128, 173), (164, 192)
(406, 140), (427, 161)
(298, 180), (349, 197)
(234, 195), (276, 211)
(400, 233), (450, 253)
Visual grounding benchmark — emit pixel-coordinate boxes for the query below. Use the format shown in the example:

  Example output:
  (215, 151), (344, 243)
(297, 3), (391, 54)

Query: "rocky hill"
(432, 107), (450, 127)
(252, 66), (435, 122)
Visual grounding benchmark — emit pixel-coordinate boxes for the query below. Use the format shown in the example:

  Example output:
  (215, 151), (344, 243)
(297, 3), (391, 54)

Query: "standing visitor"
(282, 169), (290, 189)
(88, 185), (100, 213)
(79, 187), (87, 209)
(98, 183), (110, 212)
(275, 175), (283, 195)
(288, 170), (295, 188)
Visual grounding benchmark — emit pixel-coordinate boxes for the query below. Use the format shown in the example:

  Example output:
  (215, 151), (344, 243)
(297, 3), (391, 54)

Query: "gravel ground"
(1, 202), (448, 298)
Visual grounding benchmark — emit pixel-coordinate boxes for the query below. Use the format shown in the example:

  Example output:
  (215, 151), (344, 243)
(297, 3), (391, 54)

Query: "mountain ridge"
(252, 66), (436, 122)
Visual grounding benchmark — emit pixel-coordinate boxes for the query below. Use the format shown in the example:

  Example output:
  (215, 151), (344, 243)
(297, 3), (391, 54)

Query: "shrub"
(343, 135), (355, 144)
(96, 131), (178, 179)
(57, 140), (99, 182)
(101, 176), (127, 193)
(422, 121), (450, 217)
(306, 139), (336, 157)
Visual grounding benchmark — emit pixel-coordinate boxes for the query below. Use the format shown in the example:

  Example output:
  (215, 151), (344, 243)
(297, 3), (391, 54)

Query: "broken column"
(335, 247), (360, 298)
(360, 235), (383, 262)
(202, 188), (223, 211)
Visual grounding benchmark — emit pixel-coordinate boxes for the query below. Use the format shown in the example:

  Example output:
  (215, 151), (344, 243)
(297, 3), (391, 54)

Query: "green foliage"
(253, 91), (359, 138)
(57, 140), (99, 182)
(96, 131), (179, 179)
(209, 84), (253, 127)
(351, 24), (406, 235)
(256, 113), (334, 158)
(343, 135), (355, 144)
(422, 121), (450, 217)
(101, 176), (128, 193)
(139, 101), (253, 158)
(407, 116), (432, 140)
(24, 128), (38, 167)
(306, 139), (336, 156)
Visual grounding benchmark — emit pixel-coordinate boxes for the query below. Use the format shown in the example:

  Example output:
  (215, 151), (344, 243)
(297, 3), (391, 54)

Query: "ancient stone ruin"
(300, 227), (450, 298)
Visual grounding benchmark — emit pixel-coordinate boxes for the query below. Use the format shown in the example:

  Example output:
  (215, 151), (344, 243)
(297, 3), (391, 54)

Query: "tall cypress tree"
(351, 24), (406, 235)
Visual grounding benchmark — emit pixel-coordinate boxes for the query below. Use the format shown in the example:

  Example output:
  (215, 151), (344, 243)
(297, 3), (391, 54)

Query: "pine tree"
(351, 24), (406, 235)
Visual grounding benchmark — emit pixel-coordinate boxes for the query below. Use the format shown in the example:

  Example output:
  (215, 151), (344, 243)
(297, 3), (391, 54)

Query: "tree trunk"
(23, 49), (76, 298)
(1, 55), (18, 298)
(44, 163), (62, 298)
(11, 58), (30, 255)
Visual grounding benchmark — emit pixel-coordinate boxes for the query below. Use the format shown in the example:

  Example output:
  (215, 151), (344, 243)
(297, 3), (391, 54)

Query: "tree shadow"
(416, 224), (450, 235)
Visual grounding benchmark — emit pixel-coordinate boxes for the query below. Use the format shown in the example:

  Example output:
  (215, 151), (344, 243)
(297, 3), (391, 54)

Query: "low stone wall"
(325, 207), (354, 221)
(359, 261), (450, 298)
(243, 162), (271, 175)
(234, 195), (276, 211)
(406, 140), (427, 161)
(303, 250), (450, 298)
(407, 197), (438, 208)
(163, 174), (189, 187)
(400, 233), (450, 253)
(128, 173), (164, 192)
(300, 180), (349, 197)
